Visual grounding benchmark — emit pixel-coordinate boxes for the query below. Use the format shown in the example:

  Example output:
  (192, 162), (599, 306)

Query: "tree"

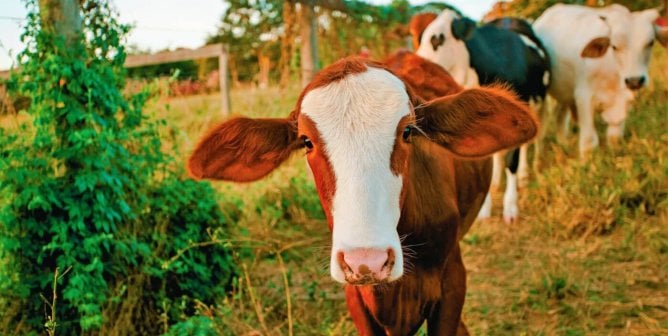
(209, 0), (283, 86)
(0, 1), (236, 334)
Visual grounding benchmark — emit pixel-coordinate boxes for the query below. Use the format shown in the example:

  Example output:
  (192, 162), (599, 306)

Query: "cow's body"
(188, 51), (537, 335)
(344, 51), (491, 334)
(533, 4), (667, 156)
(414, 9), (550, 223)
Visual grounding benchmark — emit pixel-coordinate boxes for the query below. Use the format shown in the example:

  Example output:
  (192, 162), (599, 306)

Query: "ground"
(148, 46), (667, 335)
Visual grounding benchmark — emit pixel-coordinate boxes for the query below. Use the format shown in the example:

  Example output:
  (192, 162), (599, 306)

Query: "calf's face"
(416, 9), (476, 84)
(602, 6), (666, 90)
(298, 68), (410, 284)
(187, 58), (537, 286)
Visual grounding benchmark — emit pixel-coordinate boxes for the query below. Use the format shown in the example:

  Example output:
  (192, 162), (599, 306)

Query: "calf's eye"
(402, 126), (412, 141)
(303, 136), (314, 151)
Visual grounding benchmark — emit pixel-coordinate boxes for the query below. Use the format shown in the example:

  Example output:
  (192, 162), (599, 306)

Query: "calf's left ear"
(416, 86), (538, 158)
(188, 117), (300, 182)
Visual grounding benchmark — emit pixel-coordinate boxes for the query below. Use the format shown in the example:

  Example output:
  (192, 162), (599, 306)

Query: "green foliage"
(208, 0), (284, 82)
(0, 1), (235, 334)
(208, 0), (414, 84)
(165, 316), (218, 336)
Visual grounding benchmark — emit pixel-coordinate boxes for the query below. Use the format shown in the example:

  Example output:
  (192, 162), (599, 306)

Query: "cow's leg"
(532, 97), (550, 171)
(601, 94), (629, 147)
(476, 191), (492, 220)
(517, 143), (529, 188)
(427, 244), (467, 336)
(575, 93), (598, 158)
(477, 151), (503, 221)
(606, 120), (625, 146)
(555, 102), (571, 144)
(503, 148), (520, 224)
(345, 286), (385, 335)
(491, 152), (503, 191)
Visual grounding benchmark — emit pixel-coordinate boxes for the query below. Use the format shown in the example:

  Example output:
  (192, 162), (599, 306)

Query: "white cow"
(533, 4), (667, 157)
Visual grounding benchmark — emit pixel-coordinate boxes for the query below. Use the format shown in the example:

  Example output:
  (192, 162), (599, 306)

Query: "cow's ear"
(415, 86), (538, 158)
(188, 117), (300, 182)
(451, 17), (476, 41)
(655, 16), (668, 48)
(581, 37), (610, 58)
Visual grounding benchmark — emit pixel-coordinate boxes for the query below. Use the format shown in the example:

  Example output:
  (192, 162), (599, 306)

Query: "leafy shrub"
(0, 1), (235, 334)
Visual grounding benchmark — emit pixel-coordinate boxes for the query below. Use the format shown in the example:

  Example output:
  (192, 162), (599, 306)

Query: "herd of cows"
(187, 3), (667, 336)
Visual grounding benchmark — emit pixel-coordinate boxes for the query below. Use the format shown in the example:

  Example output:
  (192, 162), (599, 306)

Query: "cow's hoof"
(503, 207), (518, 224)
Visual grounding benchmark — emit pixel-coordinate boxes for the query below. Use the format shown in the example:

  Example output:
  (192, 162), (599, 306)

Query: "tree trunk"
(257, 52), (271, 89)
(38, 0), (82, 48)
(39, 0), (83, 172)
(299, 1), (318, 88)
(280, 0), (296, 88)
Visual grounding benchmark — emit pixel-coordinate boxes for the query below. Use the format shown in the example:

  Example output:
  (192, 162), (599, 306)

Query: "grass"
(1, 47), (666, 334)
(143, 48), (667, 335)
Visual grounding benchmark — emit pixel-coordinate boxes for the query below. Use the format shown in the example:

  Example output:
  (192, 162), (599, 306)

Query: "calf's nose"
(624, 76), (645, 90)
(338, 248), (395, 285)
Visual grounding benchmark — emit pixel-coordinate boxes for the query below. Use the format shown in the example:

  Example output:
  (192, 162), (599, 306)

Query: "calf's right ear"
(188, 117), (300, 182)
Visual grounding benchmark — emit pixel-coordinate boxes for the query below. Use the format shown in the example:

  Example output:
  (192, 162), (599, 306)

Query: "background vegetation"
(0, 0), (666, 335)
(0, 1), (235, 334)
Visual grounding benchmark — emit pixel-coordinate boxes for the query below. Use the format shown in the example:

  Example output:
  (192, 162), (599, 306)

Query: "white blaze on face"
(301, 67), (409, 283)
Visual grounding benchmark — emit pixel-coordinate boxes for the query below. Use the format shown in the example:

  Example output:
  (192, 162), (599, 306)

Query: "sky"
(0, 0), (497, 70)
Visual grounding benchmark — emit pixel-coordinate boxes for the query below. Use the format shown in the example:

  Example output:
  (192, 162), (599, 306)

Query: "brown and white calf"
(188, 51), (538, 335)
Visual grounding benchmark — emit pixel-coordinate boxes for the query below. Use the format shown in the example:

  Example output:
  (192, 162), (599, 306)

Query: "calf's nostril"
(339, 248), (393, 282)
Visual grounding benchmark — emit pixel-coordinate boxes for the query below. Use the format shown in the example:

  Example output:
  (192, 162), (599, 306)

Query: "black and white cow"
(414, 9), (550, 223)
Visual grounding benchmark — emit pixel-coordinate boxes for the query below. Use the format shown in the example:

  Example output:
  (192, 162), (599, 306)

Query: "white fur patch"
(519, 35), (547, 60)
(477, 192), (492, 220)
(503, 169), (519, 224)
(416, 9), (477, 87)
(301, 67), (409, 283)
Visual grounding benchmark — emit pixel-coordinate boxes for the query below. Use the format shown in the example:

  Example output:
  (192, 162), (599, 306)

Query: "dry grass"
(2, 48), (664, 335)
(145, 47), (668, 335)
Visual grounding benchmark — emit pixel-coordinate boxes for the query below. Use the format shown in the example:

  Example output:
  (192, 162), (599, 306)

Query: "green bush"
(0, 1), (235, 334)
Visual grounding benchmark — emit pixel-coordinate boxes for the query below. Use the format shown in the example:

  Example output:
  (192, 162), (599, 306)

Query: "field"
(143, 48), (668, 336)
(2, 48), (665, 335)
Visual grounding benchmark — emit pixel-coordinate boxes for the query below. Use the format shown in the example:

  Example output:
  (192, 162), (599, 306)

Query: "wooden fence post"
(219, 45), (231, 117)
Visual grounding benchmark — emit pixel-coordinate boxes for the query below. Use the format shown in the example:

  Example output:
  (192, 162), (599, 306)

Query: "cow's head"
(188, 57), (536, 285)
(415, 9), (476, 85)
(409, 12), (438, 51)
(600, 5), (667, 90)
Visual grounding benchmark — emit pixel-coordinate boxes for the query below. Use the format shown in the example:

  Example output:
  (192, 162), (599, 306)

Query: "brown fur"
(384, 50), (461, 101)
(409, 13), (438, 50)
(187, 51), (538, 335)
